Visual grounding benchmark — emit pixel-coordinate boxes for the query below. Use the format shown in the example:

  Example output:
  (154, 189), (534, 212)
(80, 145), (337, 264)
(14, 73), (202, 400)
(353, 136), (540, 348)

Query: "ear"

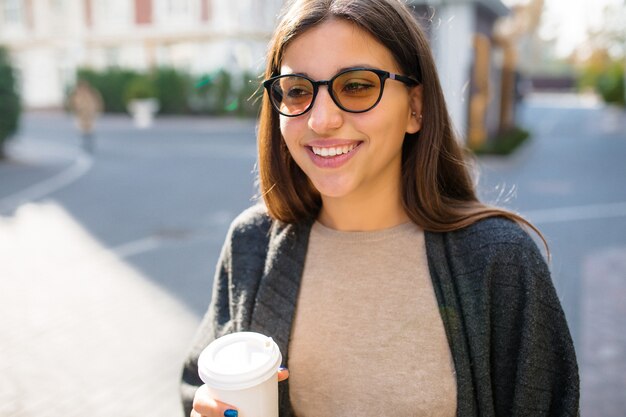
(405, 84), (423, 135)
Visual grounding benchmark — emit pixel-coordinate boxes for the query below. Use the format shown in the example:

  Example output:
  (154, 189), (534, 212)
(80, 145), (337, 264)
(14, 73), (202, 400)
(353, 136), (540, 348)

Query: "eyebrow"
(283, 65), (383, 78)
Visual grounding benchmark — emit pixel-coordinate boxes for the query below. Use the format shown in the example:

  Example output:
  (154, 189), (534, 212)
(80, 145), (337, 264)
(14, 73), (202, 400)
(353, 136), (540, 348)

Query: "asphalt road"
(1, 93), (624, 416)
(1, 112), (260, 316)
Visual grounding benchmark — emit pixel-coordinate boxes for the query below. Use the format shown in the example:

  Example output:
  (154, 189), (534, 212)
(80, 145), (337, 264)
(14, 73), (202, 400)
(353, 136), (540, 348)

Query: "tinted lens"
(333, 70), (382, 112)
(270, 76), (314, 116)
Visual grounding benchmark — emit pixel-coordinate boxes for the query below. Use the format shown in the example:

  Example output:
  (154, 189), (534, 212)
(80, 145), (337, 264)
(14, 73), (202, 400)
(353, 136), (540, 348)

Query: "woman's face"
(279, 19), (422, 204)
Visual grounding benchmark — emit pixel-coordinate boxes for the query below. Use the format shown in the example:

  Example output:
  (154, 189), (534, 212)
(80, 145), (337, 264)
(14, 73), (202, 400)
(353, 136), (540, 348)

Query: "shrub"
(188, 69), (263, 117)
(123, 74), (158, 104)
(472, 126), (531, 156)
(577, 54), (625, 106)
(596, 61), (625, 105)
(75, 67), (262, 116)
(189, 69), (233, 115)
(153, 67), (191, 114)
(236, 72), (263, 117)
(0, 47), (21, 158)
(77, 67), (139, 113)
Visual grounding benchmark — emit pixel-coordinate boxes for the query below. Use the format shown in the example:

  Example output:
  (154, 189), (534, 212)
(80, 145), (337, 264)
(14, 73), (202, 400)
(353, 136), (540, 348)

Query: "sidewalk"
(0, 116), (201, 417)
(0, 202), (199, 417)
(581, 247), (626, 416)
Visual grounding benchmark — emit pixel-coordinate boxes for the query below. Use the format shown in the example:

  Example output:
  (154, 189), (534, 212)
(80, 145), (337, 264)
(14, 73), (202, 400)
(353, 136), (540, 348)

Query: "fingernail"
(279, 366), (288, 372)
(224, 410), (238, 417)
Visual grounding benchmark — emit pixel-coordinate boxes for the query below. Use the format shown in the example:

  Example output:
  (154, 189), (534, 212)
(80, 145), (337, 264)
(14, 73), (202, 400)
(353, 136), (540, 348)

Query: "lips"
(305, 140), (363, 168)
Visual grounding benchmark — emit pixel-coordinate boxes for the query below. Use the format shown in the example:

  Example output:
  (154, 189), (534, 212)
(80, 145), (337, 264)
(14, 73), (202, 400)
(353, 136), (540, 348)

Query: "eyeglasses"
(263, 67), (419, 117)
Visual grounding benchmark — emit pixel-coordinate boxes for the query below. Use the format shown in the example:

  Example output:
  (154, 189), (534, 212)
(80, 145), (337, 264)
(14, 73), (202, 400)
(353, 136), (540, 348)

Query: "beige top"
(288, 221), (457, 417)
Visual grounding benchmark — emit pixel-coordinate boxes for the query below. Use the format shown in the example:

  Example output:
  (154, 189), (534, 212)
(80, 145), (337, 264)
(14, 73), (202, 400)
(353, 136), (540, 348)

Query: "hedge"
(73, 67), (261, 117)
(578, 59), (625, 106)
(0, 47), (21, 158)
(76, 68), (138, 113)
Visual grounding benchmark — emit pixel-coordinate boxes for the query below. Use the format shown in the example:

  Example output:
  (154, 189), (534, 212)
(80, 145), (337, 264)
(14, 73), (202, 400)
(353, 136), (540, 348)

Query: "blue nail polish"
(224, 409), (238, 417)
(279, 366), (288, 372)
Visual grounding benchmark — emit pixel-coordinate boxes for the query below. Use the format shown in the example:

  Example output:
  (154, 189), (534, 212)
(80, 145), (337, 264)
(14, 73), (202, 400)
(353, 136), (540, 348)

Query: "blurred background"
(0, 0), (624, 416)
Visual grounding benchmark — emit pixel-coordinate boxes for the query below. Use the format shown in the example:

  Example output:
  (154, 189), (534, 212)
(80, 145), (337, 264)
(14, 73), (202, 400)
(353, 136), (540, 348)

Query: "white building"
(0, 0), (284, 108)
(1, 0), (510, 142)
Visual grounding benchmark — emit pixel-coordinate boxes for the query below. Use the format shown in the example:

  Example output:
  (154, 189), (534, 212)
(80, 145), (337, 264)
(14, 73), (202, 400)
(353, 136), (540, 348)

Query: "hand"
(191, 385), (235, 417)
(191, 369), (289, 417)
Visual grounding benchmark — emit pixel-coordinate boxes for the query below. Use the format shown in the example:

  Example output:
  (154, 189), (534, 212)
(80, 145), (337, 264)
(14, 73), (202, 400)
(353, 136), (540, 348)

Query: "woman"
(68, 79), (103, 153)
(182, 0), (579, 416)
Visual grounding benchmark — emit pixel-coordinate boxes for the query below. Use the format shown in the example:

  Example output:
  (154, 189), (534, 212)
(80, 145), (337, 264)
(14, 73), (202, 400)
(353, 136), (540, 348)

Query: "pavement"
(1, 108), (625, 416)
(581, 247), (626, 416)
(0, 202), (199, 417)
(0, 119), (200, 417)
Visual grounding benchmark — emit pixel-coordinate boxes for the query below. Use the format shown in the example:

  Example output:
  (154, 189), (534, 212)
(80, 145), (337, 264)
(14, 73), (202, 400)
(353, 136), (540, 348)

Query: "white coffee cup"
(198, 332), (283, 417)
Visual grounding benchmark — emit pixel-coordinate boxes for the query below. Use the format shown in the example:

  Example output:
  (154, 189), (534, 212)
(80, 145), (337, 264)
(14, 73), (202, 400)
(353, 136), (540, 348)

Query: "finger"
(193, 385), (237, 417)
(215, 401), (238, 417)
(194, 398), (237, 416)
(278, 367), (289, 382)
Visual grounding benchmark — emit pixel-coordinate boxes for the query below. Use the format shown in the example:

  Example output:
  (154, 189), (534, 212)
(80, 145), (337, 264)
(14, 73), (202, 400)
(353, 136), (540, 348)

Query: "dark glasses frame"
(262, 67), (420, 117)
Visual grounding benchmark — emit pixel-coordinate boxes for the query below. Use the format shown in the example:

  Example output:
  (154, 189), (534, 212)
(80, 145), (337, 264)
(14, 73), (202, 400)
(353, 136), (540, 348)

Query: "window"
(155, 0), (198, 26)
(105, 47), (120, 67)
(2, 0), (23, 25)
(164, 0), (189, 15)
(92, 0), (131, 30)
(50, 0), (64, 13)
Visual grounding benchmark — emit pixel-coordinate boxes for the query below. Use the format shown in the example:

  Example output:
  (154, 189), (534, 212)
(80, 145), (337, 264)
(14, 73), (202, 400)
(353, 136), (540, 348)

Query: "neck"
(317, 181), (410, 231)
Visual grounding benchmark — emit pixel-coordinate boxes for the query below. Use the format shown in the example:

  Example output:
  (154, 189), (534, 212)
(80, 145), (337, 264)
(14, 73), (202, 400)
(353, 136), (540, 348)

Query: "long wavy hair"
(257, 0), (544, 245)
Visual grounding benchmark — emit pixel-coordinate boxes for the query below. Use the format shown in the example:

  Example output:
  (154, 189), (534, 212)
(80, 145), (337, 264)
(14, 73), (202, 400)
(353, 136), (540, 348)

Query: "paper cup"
(198, 332), (282, 417)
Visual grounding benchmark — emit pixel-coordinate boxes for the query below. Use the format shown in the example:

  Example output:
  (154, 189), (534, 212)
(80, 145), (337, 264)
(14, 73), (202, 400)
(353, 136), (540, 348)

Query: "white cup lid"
(198, 332), (282, 390)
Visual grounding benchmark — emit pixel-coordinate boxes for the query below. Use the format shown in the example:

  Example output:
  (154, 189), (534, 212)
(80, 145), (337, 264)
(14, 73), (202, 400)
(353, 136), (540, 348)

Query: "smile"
(305, 141), (363, 169)
(311, 144), (358, 157)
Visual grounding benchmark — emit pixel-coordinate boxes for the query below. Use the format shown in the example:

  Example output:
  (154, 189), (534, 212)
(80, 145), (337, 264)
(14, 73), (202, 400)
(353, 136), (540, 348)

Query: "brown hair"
(257, 0), (545, 246)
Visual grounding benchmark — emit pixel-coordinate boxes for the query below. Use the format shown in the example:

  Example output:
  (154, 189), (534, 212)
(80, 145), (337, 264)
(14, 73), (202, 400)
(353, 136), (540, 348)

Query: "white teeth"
(312, 144), (357, 157)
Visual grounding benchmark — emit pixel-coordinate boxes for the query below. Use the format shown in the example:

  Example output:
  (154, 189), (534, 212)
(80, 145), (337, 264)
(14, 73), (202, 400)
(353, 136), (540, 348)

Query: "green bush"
(189, 70), (263, 117)
(189, 69), (233, 115)
(236, 72), (263, 117)
(578, 58), (625, 106)
(123, 74), (158, 104)
(597, 61), (625, 105)
(75, 67), (262, 117)
(153, 67), (191, 114)
(472, 126), (531, 156)
(0, 47), (21, 158)
(77, 67), (139, 113)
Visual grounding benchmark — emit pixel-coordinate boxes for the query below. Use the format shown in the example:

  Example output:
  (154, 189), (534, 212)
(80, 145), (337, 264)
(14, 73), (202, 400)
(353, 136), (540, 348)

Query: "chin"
(310, 179), (357, 200)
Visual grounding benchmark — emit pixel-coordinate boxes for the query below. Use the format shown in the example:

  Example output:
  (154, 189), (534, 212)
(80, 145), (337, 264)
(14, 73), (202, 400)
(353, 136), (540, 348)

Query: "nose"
(307, 86), (343, 133)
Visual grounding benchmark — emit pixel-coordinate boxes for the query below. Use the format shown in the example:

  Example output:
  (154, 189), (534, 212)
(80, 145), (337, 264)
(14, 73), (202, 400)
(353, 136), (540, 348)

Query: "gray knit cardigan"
(181, 205), (579, 416)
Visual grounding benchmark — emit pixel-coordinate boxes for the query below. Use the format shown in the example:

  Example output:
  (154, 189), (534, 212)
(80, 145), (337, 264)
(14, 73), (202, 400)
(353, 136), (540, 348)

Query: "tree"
(586, 2), (626, 59)
(574, 3), (626, 106)
(0, 47), (21, 159)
